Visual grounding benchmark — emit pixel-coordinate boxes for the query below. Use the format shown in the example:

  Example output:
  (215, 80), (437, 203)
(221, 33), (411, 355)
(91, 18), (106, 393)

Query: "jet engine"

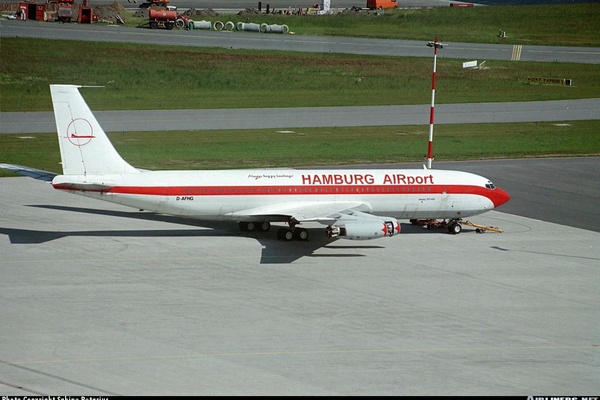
(326, 219), (400, 240)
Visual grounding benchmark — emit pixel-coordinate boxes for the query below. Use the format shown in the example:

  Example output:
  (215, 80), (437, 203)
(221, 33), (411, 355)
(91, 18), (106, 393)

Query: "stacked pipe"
(208, 21), (289, 34)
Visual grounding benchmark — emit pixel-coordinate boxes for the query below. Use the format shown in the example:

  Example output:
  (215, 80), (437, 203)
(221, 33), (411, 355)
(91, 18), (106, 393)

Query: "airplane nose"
(491, 187), (511, 208)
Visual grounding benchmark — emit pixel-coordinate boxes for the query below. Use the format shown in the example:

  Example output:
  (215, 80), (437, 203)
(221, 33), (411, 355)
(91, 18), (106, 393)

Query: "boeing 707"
(1, 85), (510, 241)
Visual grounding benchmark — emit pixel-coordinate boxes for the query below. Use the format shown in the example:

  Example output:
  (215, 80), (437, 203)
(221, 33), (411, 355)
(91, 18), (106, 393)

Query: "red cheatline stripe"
(54, 184), (492, 198)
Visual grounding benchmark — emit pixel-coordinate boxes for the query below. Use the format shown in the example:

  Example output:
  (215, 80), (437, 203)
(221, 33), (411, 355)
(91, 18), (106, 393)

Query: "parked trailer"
(57, 3), (74, 22)
(148, 9), (177, 30)
(46, 0), (75, 22)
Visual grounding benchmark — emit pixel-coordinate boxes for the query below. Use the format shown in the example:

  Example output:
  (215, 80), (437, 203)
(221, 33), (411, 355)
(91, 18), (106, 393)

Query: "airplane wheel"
(448, 223), (462, 235)
(294, 228), (309, 241)
(277, 228), (294, 241)
(259, 222), (271, 232)
(246, 222), (256, 232)
(283, 229), (294, 241)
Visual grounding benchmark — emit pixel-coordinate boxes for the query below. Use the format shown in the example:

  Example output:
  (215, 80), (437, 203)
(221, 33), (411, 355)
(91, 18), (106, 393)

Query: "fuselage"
(52, 167), (511, 222)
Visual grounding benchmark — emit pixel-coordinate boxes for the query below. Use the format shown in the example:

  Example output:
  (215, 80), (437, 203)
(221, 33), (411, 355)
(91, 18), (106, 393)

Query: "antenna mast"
(425, 37), (444, 169)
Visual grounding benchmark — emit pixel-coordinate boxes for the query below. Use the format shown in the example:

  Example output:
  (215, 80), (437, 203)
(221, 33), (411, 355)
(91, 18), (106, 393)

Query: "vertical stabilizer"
(51, 85), (138, 176)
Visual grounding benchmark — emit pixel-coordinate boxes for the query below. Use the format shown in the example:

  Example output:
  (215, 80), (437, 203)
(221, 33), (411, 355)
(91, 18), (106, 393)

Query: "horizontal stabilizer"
(0, 163), (58, 182)
(51, 182), (115, 191)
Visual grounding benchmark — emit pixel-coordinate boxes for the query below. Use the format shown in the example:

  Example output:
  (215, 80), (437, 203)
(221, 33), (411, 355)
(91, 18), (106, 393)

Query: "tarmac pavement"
(0, 175), (598, 395)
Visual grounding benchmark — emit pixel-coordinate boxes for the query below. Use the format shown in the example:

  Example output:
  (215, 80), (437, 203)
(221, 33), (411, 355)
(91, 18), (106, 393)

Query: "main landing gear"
(410, 218), (463, 234)
(238, 221), (271, 233)
(238, 219), (310, 241)
(276, 218), (309, 241)
(276, 226), (309, 241)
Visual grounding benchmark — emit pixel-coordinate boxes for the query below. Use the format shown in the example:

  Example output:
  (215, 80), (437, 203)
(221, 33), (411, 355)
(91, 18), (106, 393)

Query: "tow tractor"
(461, 220), (503, 234)
(410, 219), (503, 234)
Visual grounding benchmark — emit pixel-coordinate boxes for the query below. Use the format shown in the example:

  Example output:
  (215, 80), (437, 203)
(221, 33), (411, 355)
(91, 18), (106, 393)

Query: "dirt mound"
(133, 8), (148, 18)
(182, 8), (220, 18)
(94, 1), (128, 22)
(237, 8), (262, 17)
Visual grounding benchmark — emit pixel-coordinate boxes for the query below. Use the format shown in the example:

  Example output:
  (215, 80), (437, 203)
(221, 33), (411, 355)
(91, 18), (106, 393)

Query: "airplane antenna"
(425, 37), (444, 170)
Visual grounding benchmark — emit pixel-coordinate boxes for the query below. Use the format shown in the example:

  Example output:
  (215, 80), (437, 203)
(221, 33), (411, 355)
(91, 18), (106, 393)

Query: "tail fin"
(51, 85), (138, 176)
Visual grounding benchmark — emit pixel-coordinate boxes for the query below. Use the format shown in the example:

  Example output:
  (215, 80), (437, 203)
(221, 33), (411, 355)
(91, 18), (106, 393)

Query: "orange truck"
(366, 0), (398, 10)
(148, 8), (177, 29)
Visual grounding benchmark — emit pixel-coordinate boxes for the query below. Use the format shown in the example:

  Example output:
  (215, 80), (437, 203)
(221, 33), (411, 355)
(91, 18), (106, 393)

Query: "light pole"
(425, 37), (444, 170)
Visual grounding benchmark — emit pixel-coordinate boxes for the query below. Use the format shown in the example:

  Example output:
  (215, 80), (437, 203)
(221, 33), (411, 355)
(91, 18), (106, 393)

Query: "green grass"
(1, 38), (599, 112)
(1, 121), (598, 177)
(340, 3), (600, 46)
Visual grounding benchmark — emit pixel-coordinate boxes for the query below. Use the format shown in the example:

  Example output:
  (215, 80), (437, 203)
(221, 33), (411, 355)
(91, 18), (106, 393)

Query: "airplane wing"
(230, 200), (374, 225)
(0, 163), (58, 183)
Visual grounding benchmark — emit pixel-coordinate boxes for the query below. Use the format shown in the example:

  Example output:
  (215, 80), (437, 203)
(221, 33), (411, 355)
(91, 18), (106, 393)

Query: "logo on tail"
(66, 118), (96, 146)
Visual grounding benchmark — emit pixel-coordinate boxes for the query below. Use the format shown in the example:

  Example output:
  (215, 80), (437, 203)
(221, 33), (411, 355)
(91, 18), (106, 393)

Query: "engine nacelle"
(326, 219), (400, 240)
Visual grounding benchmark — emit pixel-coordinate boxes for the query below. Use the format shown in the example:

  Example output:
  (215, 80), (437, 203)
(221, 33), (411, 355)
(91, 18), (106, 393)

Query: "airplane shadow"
(1, 205), (453, 264)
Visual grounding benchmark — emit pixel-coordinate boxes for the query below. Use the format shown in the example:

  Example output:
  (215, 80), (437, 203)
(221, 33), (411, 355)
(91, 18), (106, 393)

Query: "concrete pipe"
(237, 22), (261, 32)
(190, 20), (211, 30)
(225, 21), (236, 31)
(266, 24), (289, 34)
(213, 20), (224, 30)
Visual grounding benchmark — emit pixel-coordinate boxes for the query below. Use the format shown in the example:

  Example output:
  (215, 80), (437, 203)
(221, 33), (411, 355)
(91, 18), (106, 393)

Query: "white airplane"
(1, 84), (510, 241)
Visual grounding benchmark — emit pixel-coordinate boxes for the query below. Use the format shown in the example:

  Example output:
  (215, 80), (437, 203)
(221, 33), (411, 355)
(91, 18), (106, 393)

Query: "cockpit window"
(486, 181), (496, 190)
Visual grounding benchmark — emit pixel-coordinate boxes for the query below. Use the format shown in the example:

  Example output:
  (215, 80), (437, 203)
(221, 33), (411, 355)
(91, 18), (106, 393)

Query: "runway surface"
(0, 171), (598, 395)
(2, 98), (599, 134)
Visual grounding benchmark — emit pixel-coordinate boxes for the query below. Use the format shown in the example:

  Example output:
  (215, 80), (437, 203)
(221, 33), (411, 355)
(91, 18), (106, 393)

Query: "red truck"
(366, 0), (398, 10)
(148, 9), (177, 29)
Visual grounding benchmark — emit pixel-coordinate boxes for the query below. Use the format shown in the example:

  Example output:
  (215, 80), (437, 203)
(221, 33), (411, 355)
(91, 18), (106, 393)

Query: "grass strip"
(1, 120), (598, 177)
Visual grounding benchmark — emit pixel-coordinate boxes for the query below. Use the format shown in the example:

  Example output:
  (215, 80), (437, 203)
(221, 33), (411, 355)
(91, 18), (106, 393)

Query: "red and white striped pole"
(426, 37), (444, 169)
